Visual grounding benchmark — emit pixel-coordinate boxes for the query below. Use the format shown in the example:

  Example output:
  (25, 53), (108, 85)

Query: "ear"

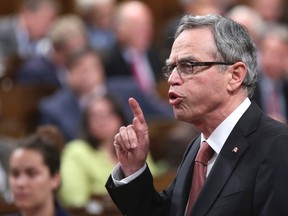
(227, 62), (247, 93)
(51, 172), (61, 191)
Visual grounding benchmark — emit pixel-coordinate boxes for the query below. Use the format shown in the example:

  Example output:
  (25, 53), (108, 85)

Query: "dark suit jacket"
(106, 77), (173, 122)
(252, 75), (288, 119)
(16, 55), (64, 88)
(38, 87), (82, 142)
(106, 101), (288, 216)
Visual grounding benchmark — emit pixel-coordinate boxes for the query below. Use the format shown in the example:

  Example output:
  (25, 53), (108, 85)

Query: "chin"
(174, 110), (195, 124)
(173, 111), (185, 121)
(15, 198), (33, 210)
(15, 201), (32, 210)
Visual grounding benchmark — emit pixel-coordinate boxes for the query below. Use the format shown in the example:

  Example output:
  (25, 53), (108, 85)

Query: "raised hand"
(113, 98), (149, 177)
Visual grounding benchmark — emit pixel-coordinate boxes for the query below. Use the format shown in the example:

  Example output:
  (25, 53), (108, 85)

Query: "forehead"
(169, 28), (216, 62)
(72, 53), (100, 69)
(10, 149), (44, 168)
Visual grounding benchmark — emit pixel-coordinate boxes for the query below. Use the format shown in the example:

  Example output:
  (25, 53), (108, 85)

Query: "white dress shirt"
(204, 97), (251, 176)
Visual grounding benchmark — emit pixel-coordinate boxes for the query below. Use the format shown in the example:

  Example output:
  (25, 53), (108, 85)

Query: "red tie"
(186, 141), (214, 215)
(130, 52), (152, 93)
(267, 84), (280, 115)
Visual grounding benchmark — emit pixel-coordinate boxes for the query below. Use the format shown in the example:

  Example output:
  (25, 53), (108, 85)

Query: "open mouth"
(168, 91), (182, 106)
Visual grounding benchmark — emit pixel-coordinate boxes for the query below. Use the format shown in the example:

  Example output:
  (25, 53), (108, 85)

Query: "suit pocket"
(213, 190), (243, 209)
(221, 185), (243, 197)
(212, 179), (244, 208)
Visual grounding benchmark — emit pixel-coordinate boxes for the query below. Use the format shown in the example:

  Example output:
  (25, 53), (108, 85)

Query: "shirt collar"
(201, 97), (251, 154)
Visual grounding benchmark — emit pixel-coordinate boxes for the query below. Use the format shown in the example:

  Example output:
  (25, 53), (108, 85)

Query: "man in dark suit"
(104, 1), (163, 94)
(15, 14), (88, 88)
(105, 14), (288, 215)
(0, 0), (59, 62)
(252, 23), (288, 124)
(38, 48), (106, 142)
(104, 1), (173, 121)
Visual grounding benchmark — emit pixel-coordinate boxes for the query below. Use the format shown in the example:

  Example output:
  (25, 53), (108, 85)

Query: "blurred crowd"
(0, 0), (288, 214)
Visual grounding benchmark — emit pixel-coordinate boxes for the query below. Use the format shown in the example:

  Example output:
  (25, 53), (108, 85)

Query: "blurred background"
(0, 0), (288, 215)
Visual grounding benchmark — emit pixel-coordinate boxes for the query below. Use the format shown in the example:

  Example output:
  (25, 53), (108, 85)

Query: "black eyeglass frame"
(162, 61), (234, 79)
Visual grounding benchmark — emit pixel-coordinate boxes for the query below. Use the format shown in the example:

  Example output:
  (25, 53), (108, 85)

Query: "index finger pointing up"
(128, 97), (145, 124)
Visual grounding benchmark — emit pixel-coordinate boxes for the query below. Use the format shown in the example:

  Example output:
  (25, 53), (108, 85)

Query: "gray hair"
(47, 14), (87, 50)
(175, 14), (258, 97)
(75, 0), (115, 15)
(21, 0), (60, 12)
(261, 23), (288, 45)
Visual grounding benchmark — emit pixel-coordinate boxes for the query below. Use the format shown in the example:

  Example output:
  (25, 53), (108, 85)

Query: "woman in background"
(59, 94), (167, 207)
(7, 126), (70, 216)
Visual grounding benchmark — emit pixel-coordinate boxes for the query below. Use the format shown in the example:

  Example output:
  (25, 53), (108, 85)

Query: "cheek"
(184, 80), (206, 103)
(91, 71), (104, 84)
(30, 20), (47, 38)
(13, 178), (53, 208)
(32, 178), (55, 201)
(9, 178), (18, 193)
(186, 76), (225, 106)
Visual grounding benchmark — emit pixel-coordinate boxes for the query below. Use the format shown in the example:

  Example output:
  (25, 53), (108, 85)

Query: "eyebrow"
(165, 56), (198, 66)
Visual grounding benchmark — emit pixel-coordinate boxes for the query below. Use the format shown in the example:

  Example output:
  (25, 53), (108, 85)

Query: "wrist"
(121, 163), (145, 177)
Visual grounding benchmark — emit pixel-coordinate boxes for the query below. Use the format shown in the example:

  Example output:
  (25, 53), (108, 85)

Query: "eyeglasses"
(162, 61), (234, 79)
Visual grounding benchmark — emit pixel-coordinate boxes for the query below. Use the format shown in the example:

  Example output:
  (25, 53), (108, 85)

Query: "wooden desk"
(0, 201), (17, 215)
(0, 84), (56, 138)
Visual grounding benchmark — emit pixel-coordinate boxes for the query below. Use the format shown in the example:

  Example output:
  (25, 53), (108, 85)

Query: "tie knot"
(195, 141), (214, 165)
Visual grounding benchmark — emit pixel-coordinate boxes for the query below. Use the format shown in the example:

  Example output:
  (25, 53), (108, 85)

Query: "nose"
(167, 68), (183, 86)
(14, 175), (28, 187)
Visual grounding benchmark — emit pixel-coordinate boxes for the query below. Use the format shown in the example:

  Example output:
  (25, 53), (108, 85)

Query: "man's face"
(117, 4), (153, 52)
(68, 53), (105, 94)
(25, 5), (57, 40)
(166, 28), (230, 125)
(260, 36), (288, 79)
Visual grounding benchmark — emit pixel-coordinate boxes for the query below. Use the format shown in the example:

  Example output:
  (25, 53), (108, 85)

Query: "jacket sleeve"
(105, 166), (172, 216)
(254, 133), (288, 216)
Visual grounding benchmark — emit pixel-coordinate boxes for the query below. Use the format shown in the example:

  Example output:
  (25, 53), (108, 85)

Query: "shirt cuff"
(111, 163), (147, 187)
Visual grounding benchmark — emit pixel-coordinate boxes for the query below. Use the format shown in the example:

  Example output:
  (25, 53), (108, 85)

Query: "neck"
(195, 94), (247, 138)
(22, 198), (55, 216)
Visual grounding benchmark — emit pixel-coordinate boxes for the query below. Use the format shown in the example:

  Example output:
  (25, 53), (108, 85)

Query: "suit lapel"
(170, 137), (201, 216)
(190, 102), (261, 216)
(191, 131), (250, 216)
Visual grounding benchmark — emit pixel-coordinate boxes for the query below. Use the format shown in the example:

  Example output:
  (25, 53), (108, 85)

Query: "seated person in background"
(225, 4), (265, 47)
(0, 0), (59, 62)
(103, 1), (173, 121)
(0, 139), (17, 203)
(38, 47), (107, 142)
(16, 14), (88, 88)
(74, 0), (116, 55)
(104, 1), (162, 95)
(252, 23), (288, 124)
(58, 94), (168, 207)
(106, 76), (174, 122)
(7, 125), (70, 216)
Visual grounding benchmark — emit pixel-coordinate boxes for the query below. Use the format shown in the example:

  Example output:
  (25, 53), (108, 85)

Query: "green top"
(58, 139), (167, 207)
